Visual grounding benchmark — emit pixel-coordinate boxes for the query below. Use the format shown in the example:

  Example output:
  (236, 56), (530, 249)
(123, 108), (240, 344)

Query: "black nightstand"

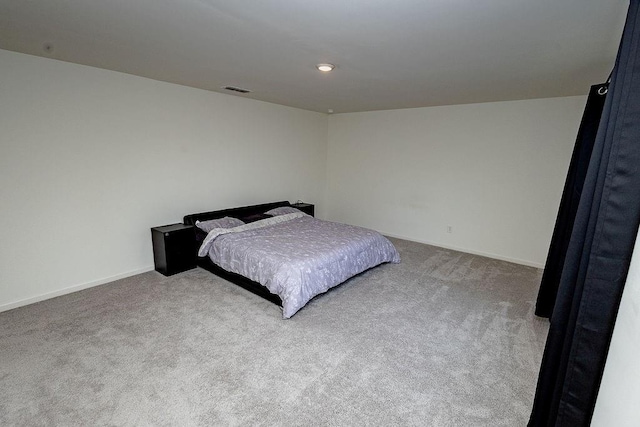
(291, 202), (315, 217)
(151, 223), (196, 276)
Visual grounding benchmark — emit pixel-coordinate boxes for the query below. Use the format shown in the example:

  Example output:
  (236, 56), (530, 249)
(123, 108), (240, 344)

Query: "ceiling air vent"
(222, 86), (251, 94)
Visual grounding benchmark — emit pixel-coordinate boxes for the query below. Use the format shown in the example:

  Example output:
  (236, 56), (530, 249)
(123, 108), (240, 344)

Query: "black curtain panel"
(535, 84), (608, 319)
(529, 1), (640, 426)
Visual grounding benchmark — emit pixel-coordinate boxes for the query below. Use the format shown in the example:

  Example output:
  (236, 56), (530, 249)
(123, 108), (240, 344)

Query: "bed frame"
(183, 201), (293, 306)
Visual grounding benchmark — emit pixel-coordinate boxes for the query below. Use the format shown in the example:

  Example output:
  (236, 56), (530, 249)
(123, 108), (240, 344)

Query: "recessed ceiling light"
(316, 63), (335, 72)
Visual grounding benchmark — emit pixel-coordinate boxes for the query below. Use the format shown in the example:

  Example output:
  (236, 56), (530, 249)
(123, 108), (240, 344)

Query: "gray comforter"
(198, 213), (400, 318)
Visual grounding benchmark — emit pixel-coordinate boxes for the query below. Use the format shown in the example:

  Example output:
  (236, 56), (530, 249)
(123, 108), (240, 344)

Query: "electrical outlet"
(447, 226), (452, 233)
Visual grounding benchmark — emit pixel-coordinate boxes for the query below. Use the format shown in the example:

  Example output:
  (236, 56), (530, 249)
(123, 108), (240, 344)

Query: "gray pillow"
(195, 216), (244, 233)
(265, 206), (303, 216)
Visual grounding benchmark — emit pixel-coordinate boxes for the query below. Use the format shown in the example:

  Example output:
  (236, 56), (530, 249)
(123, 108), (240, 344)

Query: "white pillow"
(264, 206), (303, 216)
(195, 216), (244, 233)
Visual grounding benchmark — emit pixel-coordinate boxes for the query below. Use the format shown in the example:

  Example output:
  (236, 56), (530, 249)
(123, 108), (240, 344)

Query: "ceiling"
(0, 0), (628, 113)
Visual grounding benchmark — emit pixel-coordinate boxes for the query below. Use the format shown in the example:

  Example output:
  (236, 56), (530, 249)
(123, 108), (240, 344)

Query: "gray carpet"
(0, 238), (548, 426)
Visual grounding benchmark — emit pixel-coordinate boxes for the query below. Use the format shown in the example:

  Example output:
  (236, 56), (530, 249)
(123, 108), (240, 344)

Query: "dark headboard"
(183, 200), (291, 227)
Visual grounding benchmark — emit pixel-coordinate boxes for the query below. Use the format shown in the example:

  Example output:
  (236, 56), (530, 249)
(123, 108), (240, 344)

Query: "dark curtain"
(535, 85), (608, 318)
(529, 0), (640, 425)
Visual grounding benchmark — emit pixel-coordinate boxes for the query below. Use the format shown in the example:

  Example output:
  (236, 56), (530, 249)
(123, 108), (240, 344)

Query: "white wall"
(0, 49), (328, 311)
(592, 229), (640, 426)
(326, 97), (586, 266)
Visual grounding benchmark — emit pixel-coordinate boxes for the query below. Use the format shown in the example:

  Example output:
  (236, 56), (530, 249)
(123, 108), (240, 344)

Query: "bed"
(184, 201), (400, 318)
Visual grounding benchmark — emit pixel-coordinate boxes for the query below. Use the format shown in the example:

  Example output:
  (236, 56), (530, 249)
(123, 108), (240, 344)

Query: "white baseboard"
(381, 232), (544, 269)
(0, 265), (155, 313)
(1, 235), (542, 313)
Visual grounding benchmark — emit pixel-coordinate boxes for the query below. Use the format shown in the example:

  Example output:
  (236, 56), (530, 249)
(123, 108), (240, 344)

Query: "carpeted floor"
(0, 238), (548, 426)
